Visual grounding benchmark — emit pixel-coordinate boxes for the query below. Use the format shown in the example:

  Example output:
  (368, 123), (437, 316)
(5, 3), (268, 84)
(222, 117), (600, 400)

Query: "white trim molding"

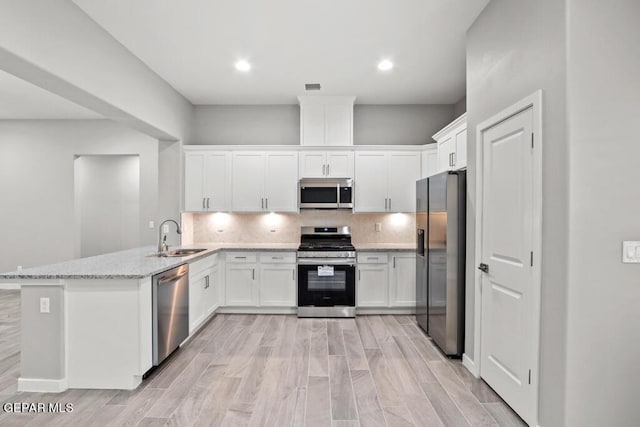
(0, 283), (20, 290)
(18, 377), (68, 393)
(473, 90), (543, 427)
(462, 353), (479, 378)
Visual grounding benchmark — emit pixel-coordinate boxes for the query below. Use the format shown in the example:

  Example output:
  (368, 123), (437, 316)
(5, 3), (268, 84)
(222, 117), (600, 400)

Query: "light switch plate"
(375, 223), (382, 232)
(622, 241), (640, 263)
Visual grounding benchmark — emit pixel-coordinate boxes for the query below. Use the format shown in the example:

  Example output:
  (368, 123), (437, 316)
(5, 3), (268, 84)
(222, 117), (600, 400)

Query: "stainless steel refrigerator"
(416, 170), (466, 357)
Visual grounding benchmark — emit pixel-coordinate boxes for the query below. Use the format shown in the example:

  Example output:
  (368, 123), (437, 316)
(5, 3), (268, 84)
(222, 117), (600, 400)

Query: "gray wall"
(565, 0), (640, 424)
(190, 104), (455, 145)
(0, 120), (159, 273)
(354, 105), (453, 145)
(452, 96), (466, 118)
(466, 0), (568, 425)
(191, 105), (300, 145)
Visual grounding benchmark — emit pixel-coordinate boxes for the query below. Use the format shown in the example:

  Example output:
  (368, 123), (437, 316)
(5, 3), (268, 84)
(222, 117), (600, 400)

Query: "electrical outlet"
(148, 221), (155, 229)
(16, 265), (22, 272)
(375, 223), (382, 232)
(39, 297), (50, 314)
(622, 241), (640, 263)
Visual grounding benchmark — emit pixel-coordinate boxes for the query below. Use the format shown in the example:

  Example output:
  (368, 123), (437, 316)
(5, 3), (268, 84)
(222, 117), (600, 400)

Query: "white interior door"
(480, 107), (535, 423)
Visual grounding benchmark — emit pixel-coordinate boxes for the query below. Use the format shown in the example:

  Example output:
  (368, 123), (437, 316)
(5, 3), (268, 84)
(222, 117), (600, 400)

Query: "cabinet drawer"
(189, 253), (217, 277)
(259, 252), (296, 264)
(226, 252), (257, 263)
(357, 253), (389, 264)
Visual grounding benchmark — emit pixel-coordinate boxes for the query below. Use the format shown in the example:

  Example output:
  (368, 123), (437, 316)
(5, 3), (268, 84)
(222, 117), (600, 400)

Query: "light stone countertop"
(0, 243), (298, 280)
(0, 242), (415, 280)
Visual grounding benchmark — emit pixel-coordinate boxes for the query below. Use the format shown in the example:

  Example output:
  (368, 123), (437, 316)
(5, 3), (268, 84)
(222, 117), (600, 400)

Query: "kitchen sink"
(149, 248), (207, 257)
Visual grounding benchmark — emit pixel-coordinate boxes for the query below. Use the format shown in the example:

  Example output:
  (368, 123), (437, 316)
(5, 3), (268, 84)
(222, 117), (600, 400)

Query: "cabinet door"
(437, 135), (454, 173)
(205, 265), (219, 315)
(388, 152), (421, 212)
(189, 272), (206, 333)
(225, 264), (257, 306)
(232, 152), (265, 212)
(325, 104), (352, 146)
(421, 147), (438, 178)
(259, 264), (296, 306)
(184, 152), (205, 212)
(354, 152), (388, 212)
(326, 151), (354, 178)
(205, 152), (230, 211)
(357, 264), (389, 307)
(265, 152), (298, 212)
(299, 151), (327, 178)
(453, 126), (467, 170)
(301, 104), (326, 146)
(390, 253), (417, 307)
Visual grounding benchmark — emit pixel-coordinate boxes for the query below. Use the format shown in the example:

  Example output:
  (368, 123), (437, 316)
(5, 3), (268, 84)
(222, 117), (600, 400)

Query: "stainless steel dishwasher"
(152, 264), (189, 366)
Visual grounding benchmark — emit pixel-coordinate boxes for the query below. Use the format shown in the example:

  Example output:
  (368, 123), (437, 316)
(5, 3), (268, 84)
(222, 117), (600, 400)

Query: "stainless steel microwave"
(299, 178), (353, 209)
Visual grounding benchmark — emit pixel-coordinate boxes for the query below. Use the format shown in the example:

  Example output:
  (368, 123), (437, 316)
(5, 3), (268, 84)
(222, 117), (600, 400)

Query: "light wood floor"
(0, 290), (525, 426)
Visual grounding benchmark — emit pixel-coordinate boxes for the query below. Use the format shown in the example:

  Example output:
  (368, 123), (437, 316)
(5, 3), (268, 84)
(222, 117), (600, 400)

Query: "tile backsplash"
(181, 211), (415, 245)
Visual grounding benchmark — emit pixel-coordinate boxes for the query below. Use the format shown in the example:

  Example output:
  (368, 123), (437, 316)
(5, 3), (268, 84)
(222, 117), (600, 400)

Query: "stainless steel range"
(297, 226), (356, 318)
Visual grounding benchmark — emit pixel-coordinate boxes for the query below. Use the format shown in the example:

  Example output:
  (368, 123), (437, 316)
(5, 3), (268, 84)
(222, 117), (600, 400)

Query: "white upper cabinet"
(434, 113), (467, 173)
(232, 151), (298, 212)
(299, 151), (354, 178)
(184, 151), (231, 212)
(355, 151), (421, 213)
(299, 96), (355, 146)
(421, 145), (438, 178)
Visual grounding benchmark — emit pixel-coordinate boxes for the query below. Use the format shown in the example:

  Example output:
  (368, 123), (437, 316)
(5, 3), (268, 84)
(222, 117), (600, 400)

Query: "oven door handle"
(297, 258), (356, 266)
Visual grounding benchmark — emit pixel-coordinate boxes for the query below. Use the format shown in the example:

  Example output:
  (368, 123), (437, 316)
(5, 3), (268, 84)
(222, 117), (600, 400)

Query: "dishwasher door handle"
(157, 271), (188, 285)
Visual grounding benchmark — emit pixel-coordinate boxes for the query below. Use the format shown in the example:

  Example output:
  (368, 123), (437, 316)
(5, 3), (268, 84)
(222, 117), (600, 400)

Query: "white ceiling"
(73, 0), (489, 105)
(0, 70), (101, 119)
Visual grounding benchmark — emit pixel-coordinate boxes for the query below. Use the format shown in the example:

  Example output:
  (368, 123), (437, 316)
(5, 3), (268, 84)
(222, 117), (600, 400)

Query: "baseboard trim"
(18, 377), (68, 393)
(217, 307), (297, 315)
(462, 353), (480, 378)
(0, 283), (20, 290)
(356, 307), (415, 315)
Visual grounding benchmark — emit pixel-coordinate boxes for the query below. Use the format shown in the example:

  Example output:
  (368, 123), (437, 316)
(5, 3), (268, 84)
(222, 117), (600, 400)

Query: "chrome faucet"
(157, 219), (182, 255)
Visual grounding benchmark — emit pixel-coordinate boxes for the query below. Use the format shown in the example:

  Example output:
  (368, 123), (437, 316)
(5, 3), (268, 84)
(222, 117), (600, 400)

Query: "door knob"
(478, 263), (489, 273)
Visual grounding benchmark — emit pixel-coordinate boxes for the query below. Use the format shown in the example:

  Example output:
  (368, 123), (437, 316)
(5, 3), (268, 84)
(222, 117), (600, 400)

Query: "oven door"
(298, 263), (356, 307)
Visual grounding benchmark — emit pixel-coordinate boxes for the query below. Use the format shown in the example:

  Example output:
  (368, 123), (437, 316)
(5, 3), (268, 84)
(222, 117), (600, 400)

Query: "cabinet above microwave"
(299, 178), (353, 210)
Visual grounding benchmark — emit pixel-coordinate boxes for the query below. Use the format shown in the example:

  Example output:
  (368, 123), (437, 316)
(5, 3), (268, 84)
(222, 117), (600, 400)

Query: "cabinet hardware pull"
(322, 164), (326, 175)
(206, 198), (210, 209)
(389, 198), (391, 211)
(261, 198), (264, 209)
(452, 152), (456, 167)
(252, 269), (255, 280)
(205, 275), (209, 289)
(235, 256), (247, 259)
(265, 198), (268, 210)
(385, 198), (388, 210)
(393, 257), (396, 268)
(202, 198), (206, 209)
(292, 269), (295, 280)
(358, 269), (361, 280)
(367, 257), (378, 260)
(272, 256), (283, 259)
(327, 164), (330, 175)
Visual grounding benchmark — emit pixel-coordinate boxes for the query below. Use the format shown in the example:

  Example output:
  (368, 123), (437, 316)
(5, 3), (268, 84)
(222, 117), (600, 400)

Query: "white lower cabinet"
(357, 251), (416, 309)
(225, 262), (258, 306)
(389, 252), (416, 307)
(259, 264), (296, 306)
(189, 254), (220, 333)
(225, 251), (296, 308)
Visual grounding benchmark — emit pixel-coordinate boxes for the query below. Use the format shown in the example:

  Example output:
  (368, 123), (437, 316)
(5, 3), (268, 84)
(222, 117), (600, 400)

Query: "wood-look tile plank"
(429, 361), (497, 426)
(247, 359), (288, 427)
(409, 335), (445, 363)
(328, 356), (358, 421)
(355, 317), (379, 349)
(233, 346), (272, 405)
(258, 315), (284, 347)
(292, 387), (307, 427)
(136, 417), (169, 427)
(392, 335), (438, 384)
(327, 321), (345, 356)
(381, 316), (405, 337)
(350, 369), (386, 427)
(342, 329), (368, 371)
(170, 364), (227, 425)
(224, 333), (266, 379)
(367, 316), (391, 345)
(419, 381), (470, 427)
(274, 315), (299, 359)
(383, 405), (414, 427)
(220, 401), (254, 427)
(378, 339), (423, 399)
(196, 376), (242, 426)
(305, 376), (332, 427)
(309, 320), (329, 377)
(404, 397), (445, 427)
(365, 348), (404, 407)
(394, 316), (415, 325)
(332, 421), (360, 427)
(482, 402), (527, 427)
(450, 361), (502, 403)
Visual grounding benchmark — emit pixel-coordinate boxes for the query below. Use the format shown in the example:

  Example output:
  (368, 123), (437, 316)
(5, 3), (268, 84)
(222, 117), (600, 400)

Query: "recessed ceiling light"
(377, 59), (394, 71)
(235, 60), (251, 72)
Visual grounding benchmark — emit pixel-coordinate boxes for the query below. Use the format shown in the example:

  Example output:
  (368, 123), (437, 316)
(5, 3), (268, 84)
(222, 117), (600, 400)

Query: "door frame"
(469, 90), (543, 426)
